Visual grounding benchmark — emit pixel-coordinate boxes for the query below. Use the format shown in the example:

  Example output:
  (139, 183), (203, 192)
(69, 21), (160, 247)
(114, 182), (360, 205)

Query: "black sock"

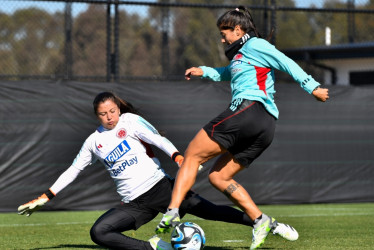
(254, 214), (263, 225)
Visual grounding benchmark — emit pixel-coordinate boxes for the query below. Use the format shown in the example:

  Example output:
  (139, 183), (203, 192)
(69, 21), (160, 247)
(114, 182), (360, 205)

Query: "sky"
(0, 0), (368, 17)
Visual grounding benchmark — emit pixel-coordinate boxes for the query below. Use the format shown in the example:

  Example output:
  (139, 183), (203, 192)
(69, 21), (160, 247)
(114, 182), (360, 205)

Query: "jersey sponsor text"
(104, 140), (131, 168)
(111, 156), (138, 176)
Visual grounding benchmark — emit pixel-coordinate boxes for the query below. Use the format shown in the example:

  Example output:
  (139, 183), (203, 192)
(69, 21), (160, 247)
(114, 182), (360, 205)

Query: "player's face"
(220, 26), (244, 45)
(96, 100), (121, 130)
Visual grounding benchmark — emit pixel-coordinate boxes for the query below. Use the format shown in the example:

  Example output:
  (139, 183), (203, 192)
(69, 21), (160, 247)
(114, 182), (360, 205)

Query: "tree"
(118, 10), (162, 77)
(2, 8), (63, 76)
(0, 12), (15, 75)
(73, 5), (107, 76)
(170, 6), (224, 74)
(270, 0), (317, 49)
(355, 0), (374, 43)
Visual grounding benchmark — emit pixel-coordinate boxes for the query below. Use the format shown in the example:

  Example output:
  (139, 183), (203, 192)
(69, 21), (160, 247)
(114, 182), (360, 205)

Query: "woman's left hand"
(174, 155), (184, 167)
(313, 87), (329, 102)
(185, 67), (203, 80)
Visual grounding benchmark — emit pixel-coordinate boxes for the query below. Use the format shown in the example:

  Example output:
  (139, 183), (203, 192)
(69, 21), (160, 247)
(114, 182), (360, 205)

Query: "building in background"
(282, 42), (374, 86)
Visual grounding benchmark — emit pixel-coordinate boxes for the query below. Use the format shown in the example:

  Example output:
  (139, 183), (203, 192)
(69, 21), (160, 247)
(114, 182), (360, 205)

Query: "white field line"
(282, 212), (374, 217)
(2, 211), (374, 228)
(0, 221), (93, 227)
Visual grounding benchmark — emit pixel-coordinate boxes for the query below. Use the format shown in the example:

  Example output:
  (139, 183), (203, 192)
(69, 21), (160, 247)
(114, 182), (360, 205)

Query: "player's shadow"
(205, 247), (242, 249)
(30, 244), (276, 249)
(29, 244), (106, 249)
(205, 247), (276, 249)
(31, 247), (231, 250)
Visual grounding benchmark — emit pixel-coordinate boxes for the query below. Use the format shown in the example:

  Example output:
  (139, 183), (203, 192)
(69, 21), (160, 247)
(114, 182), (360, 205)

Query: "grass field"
(1, 203), (374, 250)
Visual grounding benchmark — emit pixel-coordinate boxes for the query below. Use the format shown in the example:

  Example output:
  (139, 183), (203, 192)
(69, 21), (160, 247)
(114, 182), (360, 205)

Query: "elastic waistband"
(230, 99), (255, 112)
(121, 176), (170, 203)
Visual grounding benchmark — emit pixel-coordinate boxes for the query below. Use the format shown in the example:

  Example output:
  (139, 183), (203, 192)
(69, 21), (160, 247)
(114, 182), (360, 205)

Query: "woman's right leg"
(169, 129), (226, 209)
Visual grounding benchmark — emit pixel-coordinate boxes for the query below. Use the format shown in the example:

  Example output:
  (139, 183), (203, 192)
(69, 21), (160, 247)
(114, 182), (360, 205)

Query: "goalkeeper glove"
(155, 208), (180, 234)
(172, 152), (204, 171)
(172, 152), (184, 167)
(18, 189), (55, 217)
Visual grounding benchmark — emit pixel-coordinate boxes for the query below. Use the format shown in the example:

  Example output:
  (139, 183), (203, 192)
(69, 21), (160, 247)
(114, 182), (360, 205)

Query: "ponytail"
(217, 6), (273, 41)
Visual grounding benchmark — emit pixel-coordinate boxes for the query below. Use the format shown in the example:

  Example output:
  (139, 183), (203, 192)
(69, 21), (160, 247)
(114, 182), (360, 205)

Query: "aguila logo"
(116, 128), (127, 139)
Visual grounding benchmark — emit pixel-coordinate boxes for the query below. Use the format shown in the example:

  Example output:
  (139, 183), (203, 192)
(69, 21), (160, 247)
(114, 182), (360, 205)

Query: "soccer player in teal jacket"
(200, 34), (322, 119)
(157, 5), (329, 250)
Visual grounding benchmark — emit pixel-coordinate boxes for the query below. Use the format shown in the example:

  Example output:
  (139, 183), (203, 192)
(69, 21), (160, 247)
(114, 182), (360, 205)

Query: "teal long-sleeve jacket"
(199, 37), (320, 119)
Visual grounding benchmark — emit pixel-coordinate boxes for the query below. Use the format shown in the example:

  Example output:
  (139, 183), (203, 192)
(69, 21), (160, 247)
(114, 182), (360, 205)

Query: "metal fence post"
(263, 0), (268, 38)
(64, 2), (73, 80)
(161, 0), (170, 79)
(348, 0), (356, 43)
(270, 0), (276, 45)
(106, 2), (112, 82)
(114, 1), (119, 82)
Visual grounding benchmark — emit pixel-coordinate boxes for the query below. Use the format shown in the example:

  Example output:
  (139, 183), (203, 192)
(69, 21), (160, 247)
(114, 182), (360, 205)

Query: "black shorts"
(203, 99), (276, 167)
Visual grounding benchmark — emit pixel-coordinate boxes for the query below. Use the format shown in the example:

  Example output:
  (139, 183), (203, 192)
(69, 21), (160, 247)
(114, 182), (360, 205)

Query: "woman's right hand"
(185, 67), (203, 80)
(18, 194), (50, 216)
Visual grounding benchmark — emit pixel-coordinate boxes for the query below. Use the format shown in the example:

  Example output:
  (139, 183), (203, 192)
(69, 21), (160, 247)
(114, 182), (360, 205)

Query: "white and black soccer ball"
(171, 222), (206, 250)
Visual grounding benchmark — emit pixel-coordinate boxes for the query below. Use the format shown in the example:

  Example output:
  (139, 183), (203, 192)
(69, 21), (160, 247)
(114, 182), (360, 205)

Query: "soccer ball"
(171, 222), (206, 250)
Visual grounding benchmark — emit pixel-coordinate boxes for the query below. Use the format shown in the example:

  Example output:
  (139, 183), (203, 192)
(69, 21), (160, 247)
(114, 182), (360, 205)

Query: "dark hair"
(93, 92), (139, 115)
(217, 6), (262, 38)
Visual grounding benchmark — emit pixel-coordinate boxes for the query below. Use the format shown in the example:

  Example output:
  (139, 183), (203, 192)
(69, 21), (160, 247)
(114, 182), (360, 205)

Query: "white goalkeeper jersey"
(50, 113), (178, 202)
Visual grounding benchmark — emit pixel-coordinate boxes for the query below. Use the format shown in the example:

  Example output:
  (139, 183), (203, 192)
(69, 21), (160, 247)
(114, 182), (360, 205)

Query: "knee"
(208, 171), (222, 188)
(90, 222), (110, 245)
(183, 151), (208, 167)
(209, 168), (235, 191)
(90, 224), (101, 244)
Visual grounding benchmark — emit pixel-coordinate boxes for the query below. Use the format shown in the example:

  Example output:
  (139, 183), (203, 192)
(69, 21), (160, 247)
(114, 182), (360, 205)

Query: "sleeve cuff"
(45, 188), (56, 200)
(199, 66), (207, 78)
(302, 75), (320, 94)
(171, 152), (181, 162)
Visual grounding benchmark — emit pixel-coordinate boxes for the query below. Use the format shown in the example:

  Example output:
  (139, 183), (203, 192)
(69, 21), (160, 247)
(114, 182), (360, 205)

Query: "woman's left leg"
(208, 152), (262, 221)
(90, 206), (155, 250)
(207, 152), (299, 249)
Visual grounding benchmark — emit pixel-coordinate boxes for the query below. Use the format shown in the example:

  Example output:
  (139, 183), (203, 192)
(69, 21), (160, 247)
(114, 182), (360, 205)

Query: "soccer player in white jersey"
(19, 91), (279, 250)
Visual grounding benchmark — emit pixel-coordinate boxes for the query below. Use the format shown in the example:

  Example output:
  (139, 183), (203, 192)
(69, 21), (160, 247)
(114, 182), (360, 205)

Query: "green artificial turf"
(1, 203), (374, 249)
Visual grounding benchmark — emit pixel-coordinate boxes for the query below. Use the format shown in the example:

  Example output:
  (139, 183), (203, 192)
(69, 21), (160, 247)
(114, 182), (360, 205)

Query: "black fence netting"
(1, 0), (374, 82)
(1, 80), (373, 212)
